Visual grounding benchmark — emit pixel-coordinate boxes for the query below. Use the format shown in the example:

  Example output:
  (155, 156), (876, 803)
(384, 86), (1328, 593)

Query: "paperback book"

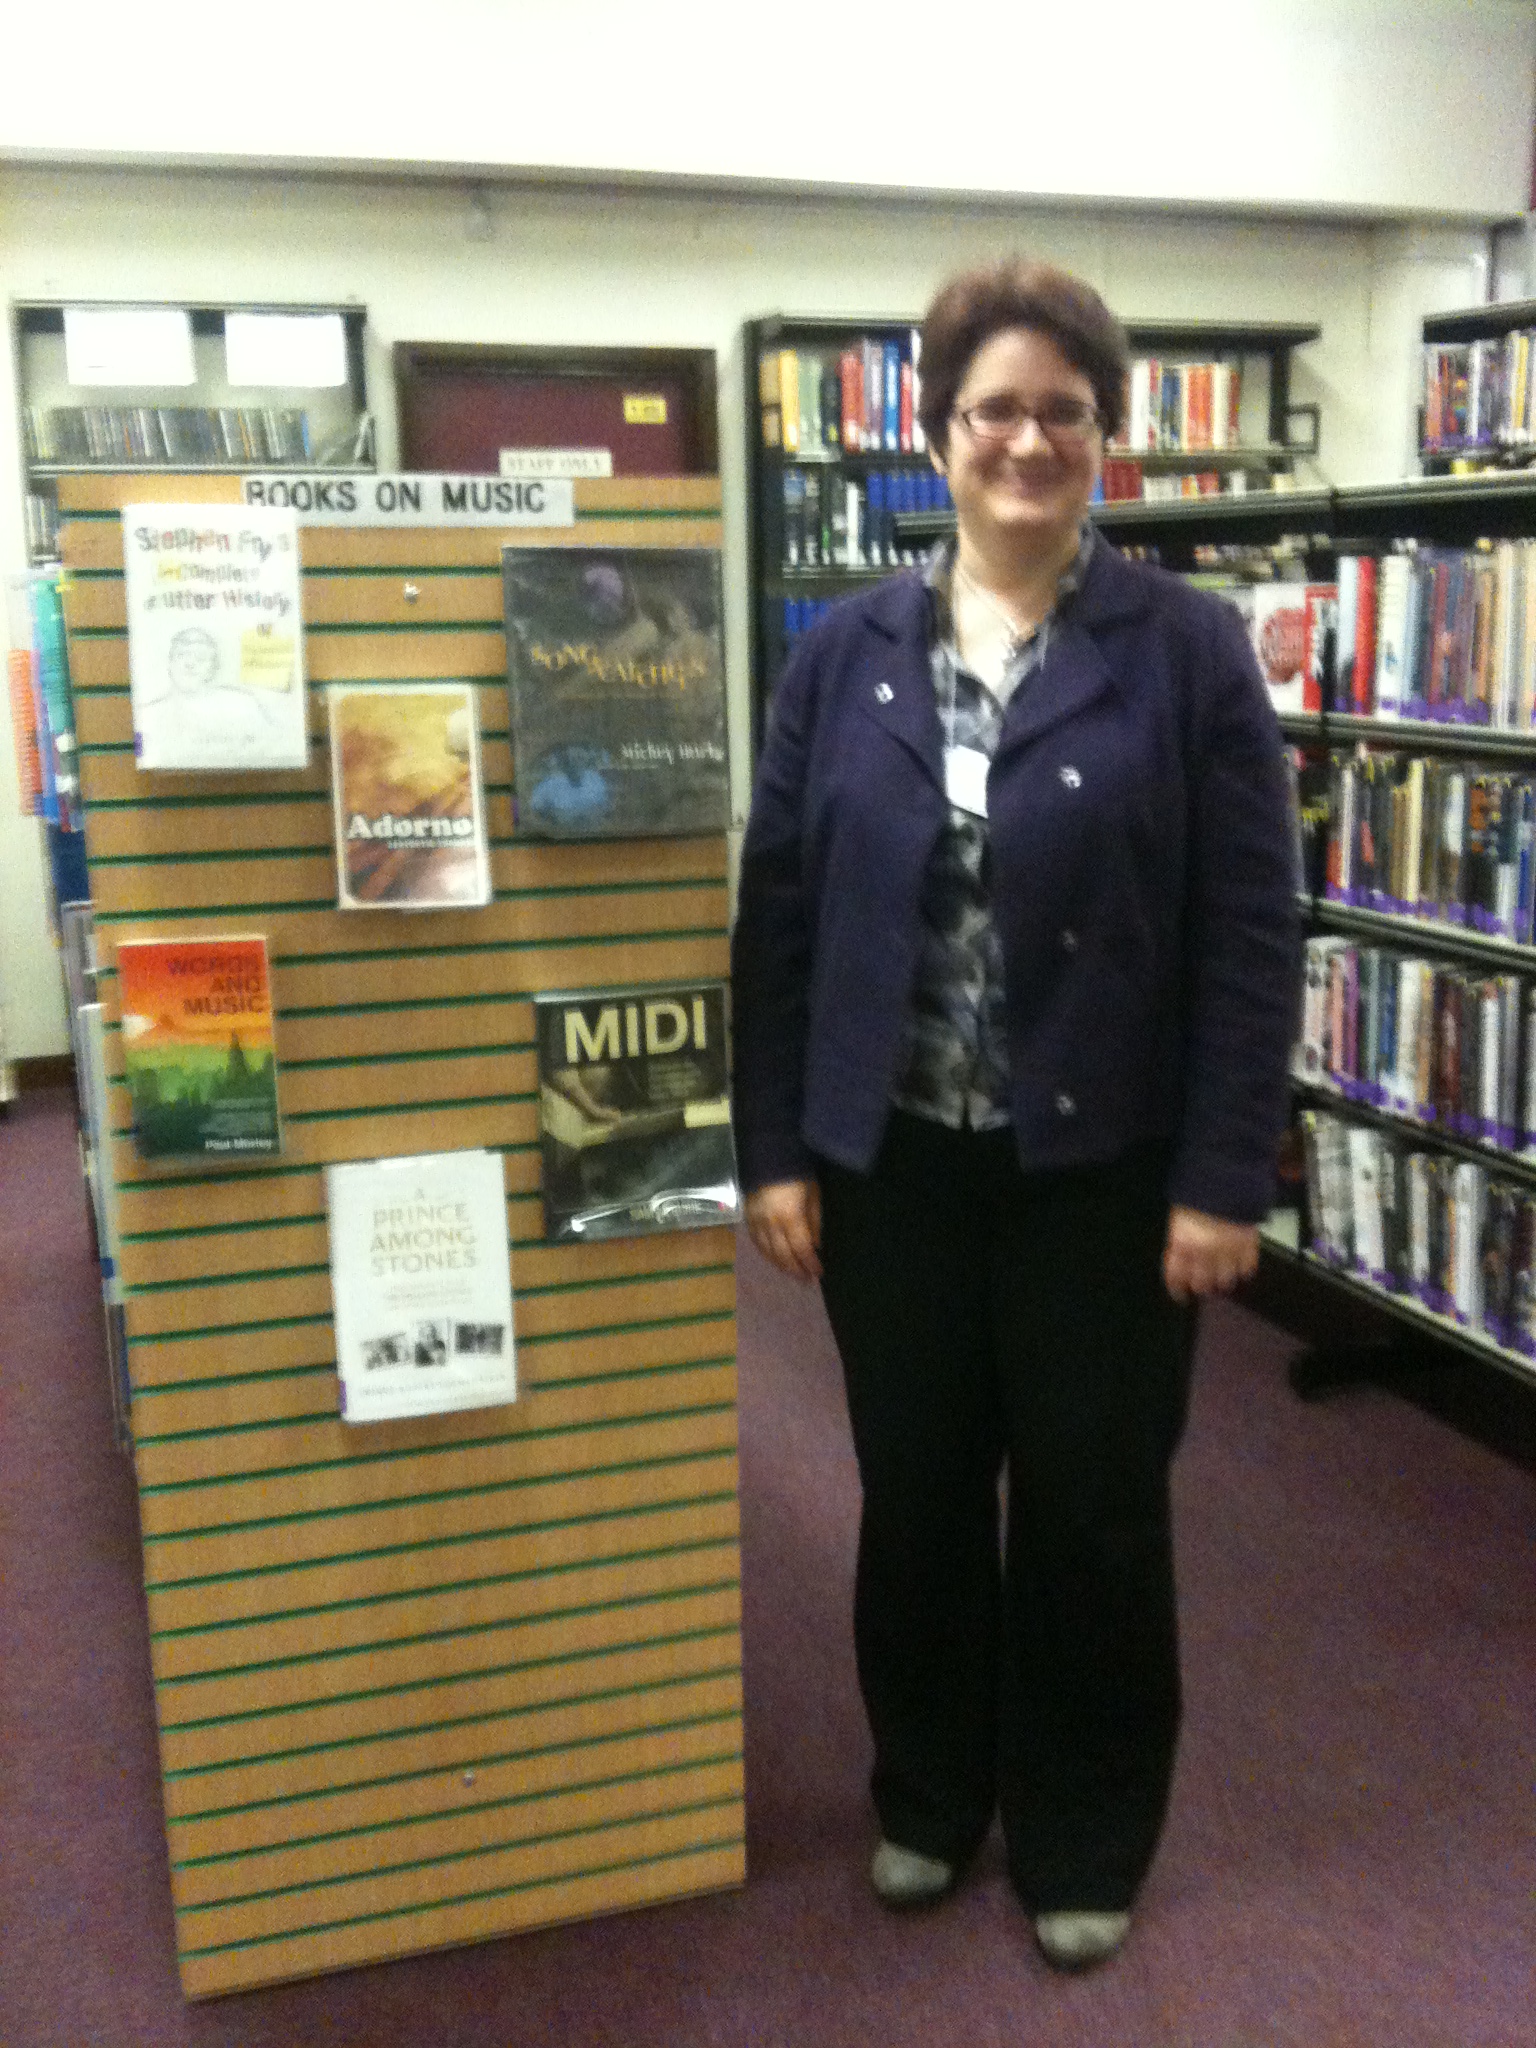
(116, 934), (280, 1159)
(122, 502), (307, 771)
(535, 982), (740, 1242)
(502, 547), (729, 839)
(326, 1148), (517, 1424)
(327, 683), (492, 910)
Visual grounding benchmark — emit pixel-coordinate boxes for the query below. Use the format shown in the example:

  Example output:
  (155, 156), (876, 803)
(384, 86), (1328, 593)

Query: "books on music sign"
(536, 982), (740, 1242)
(502, 546), (728, 839)
(122, 503), (307, 771)
(116, 934), (281, 1159)
(327, 684), (492, 909)
(326, 1148), (517, 1424)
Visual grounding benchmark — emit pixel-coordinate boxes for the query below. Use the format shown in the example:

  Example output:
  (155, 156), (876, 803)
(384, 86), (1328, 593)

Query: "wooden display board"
(59, 471), (744, 1999)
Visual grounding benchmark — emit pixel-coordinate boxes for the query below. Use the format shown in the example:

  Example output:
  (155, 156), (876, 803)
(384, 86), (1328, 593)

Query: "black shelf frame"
(1262, 1234), (1536, 1393)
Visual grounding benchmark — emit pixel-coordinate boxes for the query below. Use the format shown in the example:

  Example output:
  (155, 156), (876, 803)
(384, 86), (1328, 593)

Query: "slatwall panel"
(59, 472), (744, 1999)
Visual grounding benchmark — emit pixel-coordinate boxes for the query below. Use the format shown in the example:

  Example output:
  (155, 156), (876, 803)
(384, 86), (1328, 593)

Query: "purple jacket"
(731, 540), (1301, 1223)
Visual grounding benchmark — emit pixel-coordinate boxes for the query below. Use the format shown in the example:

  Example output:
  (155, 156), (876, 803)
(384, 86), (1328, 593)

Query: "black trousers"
(817, 1112), (1196, 1911)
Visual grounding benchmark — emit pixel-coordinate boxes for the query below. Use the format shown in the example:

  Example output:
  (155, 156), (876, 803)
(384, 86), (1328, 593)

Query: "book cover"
(122, 503), (307, 772)
(326, 1147), (516, 1424)
(502, 546), (729, 840)
(117, 933), (280, 1160)
(535, 981), (740, 1243)
(1250, 583), (1310, 713)
(328, 684), (491, 911)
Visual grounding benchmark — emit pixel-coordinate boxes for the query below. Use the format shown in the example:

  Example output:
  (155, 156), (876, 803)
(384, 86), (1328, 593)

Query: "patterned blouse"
(888, 527), (1096, 1131)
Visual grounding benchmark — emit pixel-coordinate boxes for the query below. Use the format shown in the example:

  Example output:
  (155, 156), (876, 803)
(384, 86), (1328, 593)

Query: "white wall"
(3, 1), (1533, 221)
(0, 165), (1494, 1057)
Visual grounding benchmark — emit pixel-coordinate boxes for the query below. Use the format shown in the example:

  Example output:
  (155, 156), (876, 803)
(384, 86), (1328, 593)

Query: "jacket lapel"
(853, 574), (945, 787)
(995, 538), (1152, 759)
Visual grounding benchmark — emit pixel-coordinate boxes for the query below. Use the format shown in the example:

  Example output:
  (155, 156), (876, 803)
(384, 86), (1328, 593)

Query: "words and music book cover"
(326, 1149), (517, 1424)
(122, 503), (308, 771)
(327, 683), (492, 910)
(116, 934), (281, 1159)
(535, 982), (740, 1243)
(501, 546), (729, 839)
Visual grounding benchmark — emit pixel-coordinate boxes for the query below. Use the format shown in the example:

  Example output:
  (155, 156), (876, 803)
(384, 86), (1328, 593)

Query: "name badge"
(943, 744), (990, 818)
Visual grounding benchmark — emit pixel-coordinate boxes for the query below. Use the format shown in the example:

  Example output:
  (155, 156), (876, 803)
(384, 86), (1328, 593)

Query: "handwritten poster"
(122, 503), (308, 771)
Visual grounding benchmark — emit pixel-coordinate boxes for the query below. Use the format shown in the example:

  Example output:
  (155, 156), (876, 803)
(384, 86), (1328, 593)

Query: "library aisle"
(2, 1084), (1532, 2046)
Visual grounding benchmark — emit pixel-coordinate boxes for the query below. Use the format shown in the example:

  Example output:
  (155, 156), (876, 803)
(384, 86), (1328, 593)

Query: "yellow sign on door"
(623, 394), (668, 425)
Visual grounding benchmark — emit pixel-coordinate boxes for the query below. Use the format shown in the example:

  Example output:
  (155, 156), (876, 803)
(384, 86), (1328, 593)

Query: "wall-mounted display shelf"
(12, 300), (373, 563)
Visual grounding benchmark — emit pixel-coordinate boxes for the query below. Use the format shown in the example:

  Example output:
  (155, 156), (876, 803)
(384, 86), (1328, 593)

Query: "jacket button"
(1055, 1091), (1076, 1117)
(1058, 765), (1082, 788)
(1060, 928), (1078, 953)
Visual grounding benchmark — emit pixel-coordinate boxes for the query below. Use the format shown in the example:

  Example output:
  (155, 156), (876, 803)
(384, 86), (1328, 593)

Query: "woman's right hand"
(744, 1177), (823, 1284)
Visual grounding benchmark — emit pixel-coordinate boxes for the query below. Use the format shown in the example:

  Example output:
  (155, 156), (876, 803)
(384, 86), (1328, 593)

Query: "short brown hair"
(918, 260), (1129, 453)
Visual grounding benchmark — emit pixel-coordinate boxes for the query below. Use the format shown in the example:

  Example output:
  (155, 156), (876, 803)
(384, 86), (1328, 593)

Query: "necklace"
(953, 559), (1032, 659)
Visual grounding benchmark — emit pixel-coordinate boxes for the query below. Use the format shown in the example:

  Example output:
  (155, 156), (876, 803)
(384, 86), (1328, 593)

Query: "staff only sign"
(240, 472), (576, 525)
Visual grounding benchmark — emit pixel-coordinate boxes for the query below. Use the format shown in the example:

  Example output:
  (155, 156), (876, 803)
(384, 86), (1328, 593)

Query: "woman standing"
(731, 262), (1299, 1970)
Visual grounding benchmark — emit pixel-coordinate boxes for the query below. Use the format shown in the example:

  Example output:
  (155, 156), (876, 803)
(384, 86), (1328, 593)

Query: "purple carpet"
(2, 1084), (1533, 2045)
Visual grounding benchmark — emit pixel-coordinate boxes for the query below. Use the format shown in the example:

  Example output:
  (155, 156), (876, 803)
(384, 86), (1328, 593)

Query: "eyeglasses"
(954, 394), (1101, 446)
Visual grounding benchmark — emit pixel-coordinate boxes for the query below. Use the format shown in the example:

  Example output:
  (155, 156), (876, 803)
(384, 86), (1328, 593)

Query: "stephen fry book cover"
(501, 546), (729, 839)
(535, 982), (740, 1242)
(328, 683), (492, 909)
(116, 934), (281, 1159)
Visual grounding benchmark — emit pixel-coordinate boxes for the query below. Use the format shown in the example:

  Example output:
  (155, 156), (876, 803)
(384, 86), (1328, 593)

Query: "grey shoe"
(1033, 1910), (1131, 1970)
(869, 1839), (955, 1906)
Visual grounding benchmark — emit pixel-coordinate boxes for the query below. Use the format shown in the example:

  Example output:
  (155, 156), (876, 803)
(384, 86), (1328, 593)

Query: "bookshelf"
(12, 301), (374, 563)
(1281, 478), (1536, 1395)
(1419, 296), (1536, 474)
(744, 312), (1322, 757)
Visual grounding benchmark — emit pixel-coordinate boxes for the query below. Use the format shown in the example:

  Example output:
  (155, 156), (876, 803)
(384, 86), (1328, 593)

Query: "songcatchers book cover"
(116, 933), (281, 1159)
(502, 545), (729, 840)
(327, 683), (492, 909)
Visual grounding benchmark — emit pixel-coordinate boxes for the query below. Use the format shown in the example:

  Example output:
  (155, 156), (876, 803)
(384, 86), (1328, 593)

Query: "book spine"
(779, 351), (800, 454)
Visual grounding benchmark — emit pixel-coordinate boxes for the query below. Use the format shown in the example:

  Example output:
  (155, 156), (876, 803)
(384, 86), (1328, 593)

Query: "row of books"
(1299, 1106), (1535, 1353)
(1109, 358), (1245, 454)
(22, 403), (314, 466)
(1297, 936), (1536, 1153)
(9, 574), (81, 833)
(759, 333), (924, 456)
(1244, 541), (1536, 725)
(1313, 750), (1536, 941)
(1100, 461), (1238, 502)
(781, 466), (952, 572)
(1420, 333), (1536, 454)
(23, 491), (59, 559)
(781, 596), (839, 646)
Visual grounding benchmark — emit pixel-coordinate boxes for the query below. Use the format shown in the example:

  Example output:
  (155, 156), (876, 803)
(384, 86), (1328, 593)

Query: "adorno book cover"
(535, 982), (740, 1242)
(326, 1149), (517, 1424)
(502, 546), (729, 838)
(116, 934), (281, 1159)
(327, 683), (492, 910)
(122, 503), (308, 771)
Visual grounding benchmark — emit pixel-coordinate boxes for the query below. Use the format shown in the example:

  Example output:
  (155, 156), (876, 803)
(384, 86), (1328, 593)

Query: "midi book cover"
(116, 934), (280, 1159)
(536, 982), (740, 1242)
(326, 1148), (517, 1424)
(502, 546), (729, 839)
(327, 683), (492, 909)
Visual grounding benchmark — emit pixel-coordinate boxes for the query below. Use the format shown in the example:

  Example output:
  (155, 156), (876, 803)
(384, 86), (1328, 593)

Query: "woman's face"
(934, 325), (1102, 557)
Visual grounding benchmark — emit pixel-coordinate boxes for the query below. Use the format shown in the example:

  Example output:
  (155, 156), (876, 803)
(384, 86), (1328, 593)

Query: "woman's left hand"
(1162, 1206), (1259, 1304)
